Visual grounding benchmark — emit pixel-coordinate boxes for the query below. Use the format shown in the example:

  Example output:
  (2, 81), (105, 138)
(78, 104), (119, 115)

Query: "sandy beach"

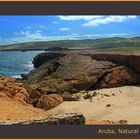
(0, 97), (49, 123)
(47, 86), (140, 124)
(0, 85), (140, 124)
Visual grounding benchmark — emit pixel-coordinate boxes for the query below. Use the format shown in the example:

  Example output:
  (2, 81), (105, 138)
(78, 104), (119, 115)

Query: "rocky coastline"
(1, 50), (140, 125)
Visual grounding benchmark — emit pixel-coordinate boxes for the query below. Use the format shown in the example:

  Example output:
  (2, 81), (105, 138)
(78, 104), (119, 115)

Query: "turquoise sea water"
(0, 51), (44, 78)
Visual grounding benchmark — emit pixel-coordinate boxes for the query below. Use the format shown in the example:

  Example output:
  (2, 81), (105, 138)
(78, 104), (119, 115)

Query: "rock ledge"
(0, 113), (85, 125)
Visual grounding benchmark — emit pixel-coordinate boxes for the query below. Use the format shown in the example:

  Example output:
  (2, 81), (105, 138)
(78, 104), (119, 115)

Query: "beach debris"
(61, 91), (78, 101)
(101, 120), (116, 124)
(83, 93), (93, 100)
(83, 93), (89, 100)
(92, 91), (98, 97)
(118, 120), (128, 124)
(106, 104), (111, 108)
(104, 94), (110, 97)
(119, 90), (122, 93)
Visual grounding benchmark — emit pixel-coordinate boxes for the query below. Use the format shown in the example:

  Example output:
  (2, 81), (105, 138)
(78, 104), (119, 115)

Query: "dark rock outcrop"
(33, 51), (140, 74)
(21, 52), (140, 110)
(26, 54), (117, 94)
(87, 53), (140, 74)
(61, 91), (78, 101)
(45, 47), (68, 52)
(0, 113), (85, 125)
(33, 52), (65, 68)
(25, 59), (60, 83)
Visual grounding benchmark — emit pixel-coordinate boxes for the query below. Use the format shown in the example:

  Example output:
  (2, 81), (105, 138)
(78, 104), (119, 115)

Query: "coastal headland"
(0, 49), (140, 125)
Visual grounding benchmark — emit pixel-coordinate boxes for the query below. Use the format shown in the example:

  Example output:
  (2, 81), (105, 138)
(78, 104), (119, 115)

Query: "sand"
(48, 86), (140, 124)
(1, 85), (140, 124)
(0, 97), (48, 123)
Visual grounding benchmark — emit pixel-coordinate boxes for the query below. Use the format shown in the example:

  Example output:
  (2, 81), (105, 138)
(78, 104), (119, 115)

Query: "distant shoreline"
(0, 48), (87, 52)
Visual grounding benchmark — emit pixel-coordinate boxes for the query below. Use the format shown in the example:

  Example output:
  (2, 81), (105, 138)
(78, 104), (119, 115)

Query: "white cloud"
(59, 28), (70, 31)
(82, 16), (136, 26)
(58, 16), (103, 21)
(81, 33), (128, 38)
(27, 26), (31, 29)
(18, 30), (45, 39)
(53, 21), (59, 24)
(0, 32), (130, 45)
(9, 30), (48, 45)
(58, 15), (137, 26)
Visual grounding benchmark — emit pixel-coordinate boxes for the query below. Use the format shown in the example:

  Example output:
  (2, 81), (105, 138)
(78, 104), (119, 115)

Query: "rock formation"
(0, 76), (29, 104)
(96, 66), (140, 88)
(1, 51), (140, 125)
(33, 52), (65, 68)
(35, 94), (63, 111)
(0, 111), (85, 125)
(0, 76), (85, 125)
(24, 53), (140, 96)
(89, 53), (140, 74)
(26, 54), (116, 92)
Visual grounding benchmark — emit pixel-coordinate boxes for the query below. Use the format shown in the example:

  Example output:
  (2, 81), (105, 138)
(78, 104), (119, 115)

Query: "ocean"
(0, 51), (44, 78)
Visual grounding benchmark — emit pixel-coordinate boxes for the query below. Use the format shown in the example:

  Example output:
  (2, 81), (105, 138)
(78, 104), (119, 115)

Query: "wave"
(12, 75), (21, 78)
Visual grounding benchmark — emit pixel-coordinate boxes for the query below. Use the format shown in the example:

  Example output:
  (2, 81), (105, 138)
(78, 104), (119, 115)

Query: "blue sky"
(0, 15), (139, 45)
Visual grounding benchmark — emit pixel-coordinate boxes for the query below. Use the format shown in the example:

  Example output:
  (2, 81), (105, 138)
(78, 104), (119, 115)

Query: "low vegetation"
(0, 37), (140, 52)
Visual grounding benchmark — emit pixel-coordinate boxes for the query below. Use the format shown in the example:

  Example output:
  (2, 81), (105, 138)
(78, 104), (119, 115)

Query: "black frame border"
(0, 1), (140, 15)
